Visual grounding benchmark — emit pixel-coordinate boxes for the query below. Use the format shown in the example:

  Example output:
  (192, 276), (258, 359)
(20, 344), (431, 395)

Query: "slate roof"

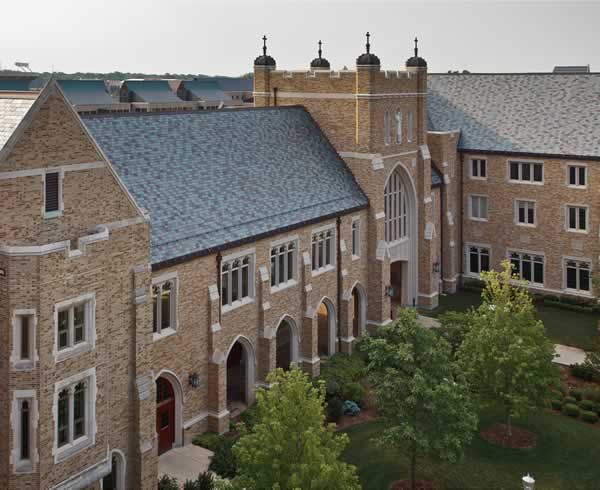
(182, 80), (232, 104)
(428, 74), (600, 158)
(0, 97), (35, 150)
(82, 106), (368, 266)
(58, 80), (115, 105)
(124, 80), (183, 103)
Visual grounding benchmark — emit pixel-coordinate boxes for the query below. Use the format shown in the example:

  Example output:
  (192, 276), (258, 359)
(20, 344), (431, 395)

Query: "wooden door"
(156, 378), (175, 454)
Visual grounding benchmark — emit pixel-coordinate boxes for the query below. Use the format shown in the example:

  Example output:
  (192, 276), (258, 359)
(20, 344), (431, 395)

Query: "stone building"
(0, 34), (598, 489)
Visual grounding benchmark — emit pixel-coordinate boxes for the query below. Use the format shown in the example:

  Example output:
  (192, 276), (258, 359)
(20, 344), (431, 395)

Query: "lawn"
(420, 290), (599, 350)
(341, 407), (600, 490)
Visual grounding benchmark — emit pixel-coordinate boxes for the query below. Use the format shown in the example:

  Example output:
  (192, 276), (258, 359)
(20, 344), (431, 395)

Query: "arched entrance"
(226, 337), (256, 410)
(317, 298), (336, 357)
(351, 284), (367, 338)
(101, 450), (126, 490)
(384, 164), (418, 310)
(276, 317), (299, 370)
(155, 372), (183, 454)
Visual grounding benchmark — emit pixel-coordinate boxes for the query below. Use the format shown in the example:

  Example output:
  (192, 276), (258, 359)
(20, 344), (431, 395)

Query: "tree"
(457, 260), (559, 435)
(360, 309), (478, 490)
(231, 367), (360, 490)
(436, 310), (473, 356)
(584, 339), (600, 380)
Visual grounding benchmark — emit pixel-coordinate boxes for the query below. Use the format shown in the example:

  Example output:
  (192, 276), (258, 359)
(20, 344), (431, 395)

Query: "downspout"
(440, 182), (444, 294)
(459, 153), (465, 280)
(216, 252), (222, 323)
(273, 87), (278, 107)
(336, 216), (342, 354)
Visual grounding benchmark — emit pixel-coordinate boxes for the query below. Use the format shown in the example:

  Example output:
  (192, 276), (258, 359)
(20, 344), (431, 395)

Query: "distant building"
(119, 79), (196, 112)
(175, 79), (238, 108)
(57, 79), (129, 114)
(553, 65), (591, 74)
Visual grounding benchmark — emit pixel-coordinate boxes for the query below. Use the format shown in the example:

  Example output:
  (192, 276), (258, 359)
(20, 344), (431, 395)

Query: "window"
(516, 200), (536, 226)
(312, 228), (334, 272)
(12, 390), (36, 473)
(469, 195), (488, 221)
(221, 253), (254, 308)
(384, 171), (408, 242)
(55, 295), (95, 360)
(57, 301), (90, 350)
(383, 111), (391, 145)
(566, 205), (587, 232)
(509, 161), (543, 183)
(44, 171), (61, 217)
(510, 251), (544, 285)
(568, 165), (586, 187)
(352, 219), (360, 257)
(468, 246), (490, 275)
(270, 241), (296, 288)
(152, 279), (176, 335)
(54, 369), (95, 462)
(12, 311), (35, 370)
(565, 259), (591, 292)
(471, 158), (487, 179)
(395, 111), (402, 143)
(407, 112), (414, 142)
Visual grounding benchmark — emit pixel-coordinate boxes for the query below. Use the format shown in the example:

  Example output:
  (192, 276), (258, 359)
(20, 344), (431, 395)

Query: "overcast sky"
(1, 1), (598, 75)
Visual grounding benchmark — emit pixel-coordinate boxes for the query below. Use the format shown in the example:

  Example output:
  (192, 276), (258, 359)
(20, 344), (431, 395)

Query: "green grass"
(342, 407), (600, 490)
(420, 290), (599, 350)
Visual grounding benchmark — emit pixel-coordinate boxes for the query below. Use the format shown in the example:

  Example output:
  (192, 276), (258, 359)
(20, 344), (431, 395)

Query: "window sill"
(54, 436), (92, 464)
(222, 297), (254, 314)
(44, 210), (63, 220)
(12, 359), (35, 371)
(563, 288), (593, 297)
(14, 460), (34, 474)
(311, 265), (335, 278)
(516, 222), (536, 228)
(469, 176), (487, 181)
(153, 327), (177, 342)
(566, 229), (588, 235)
(469, 217), (488, 222)
(508, 180), (544, 186)
(270, 279), (297, 294)
(55, 342), (93, 363)
(567, 185), (587, 190)
(352, 254), (361, 261)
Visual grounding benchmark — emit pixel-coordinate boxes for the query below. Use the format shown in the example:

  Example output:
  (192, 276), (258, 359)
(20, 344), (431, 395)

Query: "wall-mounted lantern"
(385, 285), (395, 298)
(432, 262), (440, 273)
(188, 372), (200, 389)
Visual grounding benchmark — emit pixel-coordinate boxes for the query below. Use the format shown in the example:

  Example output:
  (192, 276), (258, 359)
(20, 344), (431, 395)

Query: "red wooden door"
(156, 378), (175, 454)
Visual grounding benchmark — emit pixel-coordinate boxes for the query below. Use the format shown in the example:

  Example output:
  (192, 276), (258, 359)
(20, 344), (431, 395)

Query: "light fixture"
(188, 372), (200, 389)
(522, 474), (535, 490)
(385, 285), (395, 298)
(432, 262), (440, 273)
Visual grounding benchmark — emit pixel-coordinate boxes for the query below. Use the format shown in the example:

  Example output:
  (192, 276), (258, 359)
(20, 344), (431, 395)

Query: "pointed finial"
(262, 35), (268, 56)
(366, 32), (371, 54)
(414, 37), (418, 57)
(318, 40), (323, 59)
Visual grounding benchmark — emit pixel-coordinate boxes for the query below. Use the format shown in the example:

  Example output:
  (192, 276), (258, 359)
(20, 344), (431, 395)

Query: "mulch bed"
(335, 406), (378, 430)
(390, 479), (435, 490)
(480, 423), (537, 449)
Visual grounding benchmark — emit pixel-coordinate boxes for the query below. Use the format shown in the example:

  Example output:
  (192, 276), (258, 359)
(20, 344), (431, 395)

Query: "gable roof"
(58, 79), (115, 106)
(82, 106), (368, 266)
(0, 96), (36, 151)
(427, 73), (600, 159)
(181, 80), (232, 104)
(123, 80), (183, 103)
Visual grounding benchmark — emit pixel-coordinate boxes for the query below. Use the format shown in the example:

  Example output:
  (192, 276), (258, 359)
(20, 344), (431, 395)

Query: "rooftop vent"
(552, 65), (590, 74)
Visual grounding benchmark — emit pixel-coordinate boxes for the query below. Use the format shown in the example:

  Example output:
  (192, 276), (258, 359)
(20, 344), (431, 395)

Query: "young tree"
(360, 309), (478, 490)
(457, 260), (559, 436)
(231, 367), (360, 490)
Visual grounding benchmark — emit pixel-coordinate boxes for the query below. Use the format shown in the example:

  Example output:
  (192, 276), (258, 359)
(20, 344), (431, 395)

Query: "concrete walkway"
(417, 314), (587, 366)
(158, 444), (213, 485)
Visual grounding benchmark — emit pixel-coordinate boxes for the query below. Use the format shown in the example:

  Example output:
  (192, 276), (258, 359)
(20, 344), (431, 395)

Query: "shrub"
(571, 388), (584, 401)
(550, 389), (563, 400)
(327, 397), (344, 422)
(582, 385), (600, 403)
(240, 402), (259, 428)
(564, 403), (580, 417)
(564, 396), (577, 405)
(192, 432), (222, 452)
(579, 399), (595, 411)
(550, 399), (562, 410)
(324, 379), (342, 399)
(581, 410), (599, 424)
(559, 383), (569, 396)
(343, 382), (366, 407)
(184, 471), (217, 490)
(208, 439), (237, 478)
(319, 353), (366, 405)
(572, 363), (596, 381)
(158, 475), (180, 490)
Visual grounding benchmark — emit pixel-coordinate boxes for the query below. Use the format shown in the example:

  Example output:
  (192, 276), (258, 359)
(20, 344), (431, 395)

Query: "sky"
(1, 0), (599, 76)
